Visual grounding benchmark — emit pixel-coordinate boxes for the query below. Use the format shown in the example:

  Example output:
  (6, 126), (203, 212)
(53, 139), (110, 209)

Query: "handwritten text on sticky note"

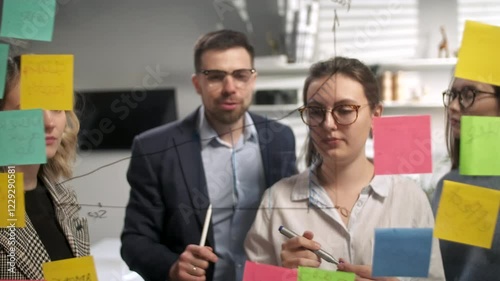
(373, 115), (432, 175)
(0, 172), (25, 228)
(42, 256), (98, 281)
(435, 180), (500, 249)
(243, 261), (297, 281)
(455, 21), (500, 87)
(0, 0), (56, 41)
(372, 228), (433, 277)
(20, 54), (74, 110)
(298, 266), (355, 281)
(0, 109), (46, 166)
(460, 116), (500, 176)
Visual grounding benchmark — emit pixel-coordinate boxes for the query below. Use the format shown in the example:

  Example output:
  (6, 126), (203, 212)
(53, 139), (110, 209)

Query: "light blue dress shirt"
(198, 106), (266, 281)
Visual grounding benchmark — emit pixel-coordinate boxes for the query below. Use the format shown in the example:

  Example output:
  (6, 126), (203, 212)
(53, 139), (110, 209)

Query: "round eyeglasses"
(442, 86), (496, 109)
(298, 104), (362, 126)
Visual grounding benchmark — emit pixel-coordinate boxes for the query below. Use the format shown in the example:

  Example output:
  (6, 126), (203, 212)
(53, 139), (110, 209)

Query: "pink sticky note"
(373, 115), (432, 175)
(243, 261), (297, 281)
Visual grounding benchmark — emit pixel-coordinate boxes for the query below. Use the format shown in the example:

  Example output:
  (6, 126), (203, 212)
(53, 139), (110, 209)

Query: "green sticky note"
(0, 109), (47, 166)
(0, 0), (56, 41)
(298, 266), (355, 281)
(0, 44), (9, 99)
(460, 116), (500, 176)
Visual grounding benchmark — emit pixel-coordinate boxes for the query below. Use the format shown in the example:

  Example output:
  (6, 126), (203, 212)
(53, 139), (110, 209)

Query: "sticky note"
(243, 261), (297, 281)
(373, 115), (432, 175)
(0, 172), (25, 227)
(0, 44), (9, 99)
(298, 266), (355, 281)
(42, 256), (98, 281)
(20, 54), (74, 110)
(459, 116), (500, 176)
(372, 228), (433, 277)
(455, 21), (500, 86)
(0, 0), (56, 41)
(0, 109), (46, 166)
(435, 180), (500, 248)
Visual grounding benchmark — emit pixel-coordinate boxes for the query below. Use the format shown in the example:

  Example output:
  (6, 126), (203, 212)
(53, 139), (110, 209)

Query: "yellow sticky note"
(20, 54), (74, 110)
(0, 172), (25, 228)
(455, 21), (500, 86)
(434, 180), (500, 248)
(42, 256), (98, 281)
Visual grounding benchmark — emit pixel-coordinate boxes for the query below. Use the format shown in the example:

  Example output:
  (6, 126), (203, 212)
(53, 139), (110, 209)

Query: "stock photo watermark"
(5, 166), (17, 274)
(76, 64), (170, 158)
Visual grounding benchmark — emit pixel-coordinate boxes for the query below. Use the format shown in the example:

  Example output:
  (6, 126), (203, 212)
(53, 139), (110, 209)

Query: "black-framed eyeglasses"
(442, 86), (496, 109)
(198, 68), (256, 86)
(298, 104), (362, 126)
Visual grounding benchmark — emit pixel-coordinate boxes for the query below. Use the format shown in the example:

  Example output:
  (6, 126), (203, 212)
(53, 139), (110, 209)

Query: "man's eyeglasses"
(198, 68), (256, 88)
(442, 86), (496, 109)
(298, 105), (363, 126)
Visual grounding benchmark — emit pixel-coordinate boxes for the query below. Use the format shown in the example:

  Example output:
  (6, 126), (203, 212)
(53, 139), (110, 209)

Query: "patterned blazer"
(0, 175), (90, 279)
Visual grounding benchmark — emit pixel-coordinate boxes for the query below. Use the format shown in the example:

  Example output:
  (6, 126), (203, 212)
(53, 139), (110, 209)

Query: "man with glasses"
(121, 29), (298, 281)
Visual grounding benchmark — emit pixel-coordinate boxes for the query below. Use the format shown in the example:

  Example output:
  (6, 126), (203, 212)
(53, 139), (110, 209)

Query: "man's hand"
(280, 230), (322, 268)
(337, 258), (399, 281)
(169, 245), (218, 281)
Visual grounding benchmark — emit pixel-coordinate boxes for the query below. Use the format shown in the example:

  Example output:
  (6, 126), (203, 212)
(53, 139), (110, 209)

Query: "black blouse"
(25, 180), (74, 261)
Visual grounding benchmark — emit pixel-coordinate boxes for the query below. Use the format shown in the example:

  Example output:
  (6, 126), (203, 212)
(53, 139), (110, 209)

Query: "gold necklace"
(334, 205), (350, 217)
(332, 187), (351, 218)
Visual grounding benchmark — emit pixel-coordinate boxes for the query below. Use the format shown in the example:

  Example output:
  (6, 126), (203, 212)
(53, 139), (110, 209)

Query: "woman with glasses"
(244, 57), (445, 280)
(432, 78), (500, 281)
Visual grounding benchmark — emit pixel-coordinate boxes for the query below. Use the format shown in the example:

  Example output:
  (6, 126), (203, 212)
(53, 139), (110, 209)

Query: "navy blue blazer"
(121, 109), (297, 281)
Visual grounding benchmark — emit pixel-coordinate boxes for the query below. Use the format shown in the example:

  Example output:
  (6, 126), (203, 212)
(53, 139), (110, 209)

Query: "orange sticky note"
(455, 21), (500, 86)
(42, 256), (98, 281)
(20, 54), (74, 110)
(434, 180), (500, 249)
(373, 115), (432, 175)
(0, 172), (25, 228)
(243, 261), (297, 281)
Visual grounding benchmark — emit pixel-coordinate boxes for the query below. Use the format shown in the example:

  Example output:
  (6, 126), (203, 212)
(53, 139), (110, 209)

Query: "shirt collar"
(197, 106), (258, 148)
(290, 163), (390, 202)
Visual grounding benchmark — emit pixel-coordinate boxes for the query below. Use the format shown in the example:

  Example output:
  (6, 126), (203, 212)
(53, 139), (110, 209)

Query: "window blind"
(315, 0), (419, 62)
(457, 0), (500, 43)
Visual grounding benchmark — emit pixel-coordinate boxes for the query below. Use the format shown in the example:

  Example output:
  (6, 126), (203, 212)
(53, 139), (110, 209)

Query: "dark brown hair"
(446, 84), (500, 169)
(0, 56), (21, 110)
(303, 56), (381, 166)
(193, 29), (255, 73)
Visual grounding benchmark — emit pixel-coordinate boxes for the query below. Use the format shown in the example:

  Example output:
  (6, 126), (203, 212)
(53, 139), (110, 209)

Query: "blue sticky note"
(372, 228), (433, 278)
(0, 44), (9, 99)
(0, 109), (47, 165)
(0, 0), (56, 41)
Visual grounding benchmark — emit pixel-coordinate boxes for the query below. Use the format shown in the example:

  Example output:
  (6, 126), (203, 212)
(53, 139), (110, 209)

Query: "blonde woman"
(0, 56), (89, 279)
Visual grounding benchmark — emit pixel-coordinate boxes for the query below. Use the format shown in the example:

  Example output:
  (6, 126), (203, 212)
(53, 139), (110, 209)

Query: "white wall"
(26, 0), (219, 244)
(25, 0), (457, 244)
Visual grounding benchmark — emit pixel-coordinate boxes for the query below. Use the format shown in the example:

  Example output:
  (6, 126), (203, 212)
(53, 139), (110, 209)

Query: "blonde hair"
(40, 110), (80, 181)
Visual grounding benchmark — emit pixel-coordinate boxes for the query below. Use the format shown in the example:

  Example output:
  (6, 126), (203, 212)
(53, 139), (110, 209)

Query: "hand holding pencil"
(168, 204), (217, 281)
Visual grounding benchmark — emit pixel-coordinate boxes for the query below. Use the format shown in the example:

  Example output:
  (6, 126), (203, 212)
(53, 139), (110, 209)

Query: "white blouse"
(244, 169), (445, 281)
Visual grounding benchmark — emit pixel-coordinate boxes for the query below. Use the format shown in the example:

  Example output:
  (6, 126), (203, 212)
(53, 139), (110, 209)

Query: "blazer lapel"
(174, 111), (213, 245)
(0, 213), (49, 280)
(252, 114), (272, 187)
(43, 176), (89, 257)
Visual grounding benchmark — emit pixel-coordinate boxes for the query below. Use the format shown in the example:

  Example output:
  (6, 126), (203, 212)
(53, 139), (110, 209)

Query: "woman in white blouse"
(244, 57), (445, 281)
